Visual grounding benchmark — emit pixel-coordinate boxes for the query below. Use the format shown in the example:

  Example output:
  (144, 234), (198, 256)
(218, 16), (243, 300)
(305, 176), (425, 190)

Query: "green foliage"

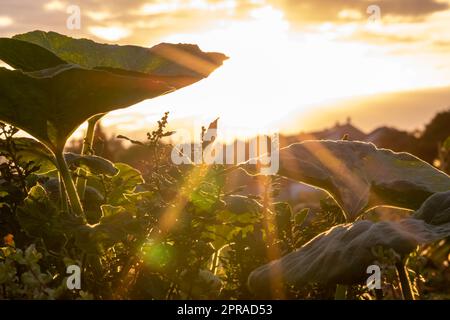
(0, 32), (449, 300)
(248, 217), (450, 296)
(13, 30), (227, 78)
(414, 191), (450, 225)
(0, 244), (68, 299)
(17, 185), (68, 251)
(107, 163), (145, 205)
(0, 137), (55, 174)
(0, 137), (118, 176)
(0, 37), (65, 72)
(0, 31), (226, 152)
(245, 140), (450, 220)
(2, 111), (450, 300)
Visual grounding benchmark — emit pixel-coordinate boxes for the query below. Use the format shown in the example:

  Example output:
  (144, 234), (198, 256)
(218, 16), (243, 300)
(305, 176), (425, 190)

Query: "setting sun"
(95, 3), (450, 140)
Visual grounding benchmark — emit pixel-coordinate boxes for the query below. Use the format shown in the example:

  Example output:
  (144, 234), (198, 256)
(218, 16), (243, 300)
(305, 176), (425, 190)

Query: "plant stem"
(76, 117), (98, 200)
(334, 284), (347, 300)
(210, 250), (219, 274)
(396, 261), (415, 300)
(55, 151), (86, 223)
(58, 172), (69, 213)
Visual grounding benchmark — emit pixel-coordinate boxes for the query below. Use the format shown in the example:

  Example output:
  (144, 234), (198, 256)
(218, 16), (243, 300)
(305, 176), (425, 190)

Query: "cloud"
(268, 0), (449, 23)
(43, 0), (66, 11)
(0, 0), (260, 43)
(341, 28), (421, 45)
(0, 0), (449, 46)
(88, 25), (131, 41)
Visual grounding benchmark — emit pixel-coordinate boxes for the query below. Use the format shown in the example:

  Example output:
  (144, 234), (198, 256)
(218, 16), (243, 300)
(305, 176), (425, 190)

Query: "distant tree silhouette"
(417, 109), (450, 163)
(366, 127), (418, 154)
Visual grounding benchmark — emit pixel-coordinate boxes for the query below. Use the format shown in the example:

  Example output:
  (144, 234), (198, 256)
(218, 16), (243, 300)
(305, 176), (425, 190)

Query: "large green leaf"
(0, 137), (118, 175)
(12, 30), (227, 78)
(247, 218), (450, 295)
(0, 31), (227, 151)
(414, 191), (450, 225)
(0, 37), (65, 72)
(64, 152), (118, 176)
(245, 141), (450, 220)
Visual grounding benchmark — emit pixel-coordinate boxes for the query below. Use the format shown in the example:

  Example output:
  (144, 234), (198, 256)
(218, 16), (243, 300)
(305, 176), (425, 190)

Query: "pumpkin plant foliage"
(248, 217), (450, 295)
(0, 137), (117, 175)
(0, 32), (449, 300)
(413, 190), (450, 225)
(0, 30), (227, 152)
(244, 140), (450, 220)
(0, 30), (226, 219)
(247, 176), (450, 298)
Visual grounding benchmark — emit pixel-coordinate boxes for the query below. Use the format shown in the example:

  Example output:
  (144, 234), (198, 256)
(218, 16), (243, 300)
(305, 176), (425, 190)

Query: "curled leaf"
(248, 218), (450, 295)
(0, 137), (118, 176)
(65, 152), (118, 176)
(0, 31), (227, 152)
(245, 140), (450, 220)
(414, 191), (450, 225)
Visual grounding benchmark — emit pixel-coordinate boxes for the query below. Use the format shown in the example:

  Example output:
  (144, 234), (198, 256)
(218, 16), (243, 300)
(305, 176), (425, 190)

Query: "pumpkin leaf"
(414, 191), (450, 225)
(12, 30), (227, 78)
(0, 31), (227, 152)
(0, 37), (65, 72)
(0, 137), (118, 175)
(0, 65), (173, 151)
(245, 141), (450, 220)
(65, 152), (118, 176)
(247, 218), (450, 295)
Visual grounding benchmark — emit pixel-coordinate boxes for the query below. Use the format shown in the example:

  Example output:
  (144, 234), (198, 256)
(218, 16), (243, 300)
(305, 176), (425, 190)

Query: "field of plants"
(0, 31), (449, 300)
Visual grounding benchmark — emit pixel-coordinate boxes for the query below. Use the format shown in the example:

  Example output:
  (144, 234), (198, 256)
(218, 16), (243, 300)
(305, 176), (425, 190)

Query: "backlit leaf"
(245, 141), (450, 220)
(0, 31), (227, 151)
(248, 218), (450, 295)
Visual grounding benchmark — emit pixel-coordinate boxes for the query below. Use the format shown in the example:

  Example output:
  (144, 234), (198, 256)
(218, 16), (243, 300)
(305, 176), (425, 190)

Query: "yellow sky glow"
(102, 4), (450, 140)
(2, 0), (450, 140)
(88, 26), (131, 41)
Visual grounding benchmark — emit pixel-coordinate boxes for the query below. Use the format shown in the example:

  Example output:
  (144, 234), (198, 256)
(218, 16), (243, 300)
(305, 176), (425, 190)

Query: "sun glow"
(0, 16), (13, 27)
(139, 0), (236, 15)
(103, 4), (448, 141)
(89, 26), (131, 41)
(43, 0), (66, 12)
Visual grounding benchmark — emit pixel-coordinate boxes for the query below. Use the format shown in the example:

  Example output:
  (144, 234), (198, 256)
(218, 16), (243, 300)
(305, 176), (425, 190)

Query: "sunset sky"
(1, 0), (450, 140)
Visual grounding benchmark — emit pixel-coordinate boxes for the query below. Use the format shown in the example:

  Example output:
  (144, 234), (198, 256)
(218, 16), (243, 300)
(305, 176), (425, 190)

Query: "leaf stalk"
(396, 261), (415, 300)
(55, 151), (86, 223)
